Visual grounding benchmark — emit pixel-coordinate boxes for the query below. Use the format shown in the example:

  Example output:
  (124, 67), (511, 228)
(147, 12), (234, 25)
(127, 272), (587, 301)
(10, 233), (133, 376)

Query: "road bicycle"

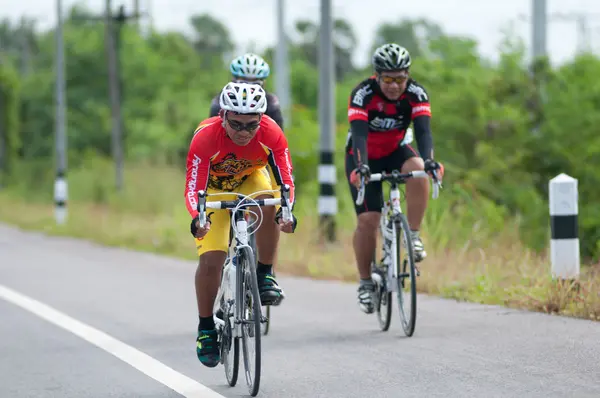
(196, 185), (293, 397)
(355, 169), (441, 337)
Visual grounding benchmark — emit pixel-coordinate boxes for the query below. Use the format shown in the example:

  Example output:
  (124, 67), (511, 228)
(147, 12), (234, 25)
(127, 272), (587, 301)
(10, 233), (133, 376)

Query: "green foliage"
(0, 63), (21, 183)
(1, 6), (599, 261)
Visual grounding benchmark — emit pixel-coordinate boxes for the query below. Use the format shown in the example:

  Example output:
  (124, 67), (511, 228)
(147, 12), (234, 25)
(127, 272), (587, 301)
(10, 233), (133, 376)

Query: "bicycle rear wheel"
(395, 213), (417, 337)
(375, 265), (392, 332)
(239, 246), (262, 396)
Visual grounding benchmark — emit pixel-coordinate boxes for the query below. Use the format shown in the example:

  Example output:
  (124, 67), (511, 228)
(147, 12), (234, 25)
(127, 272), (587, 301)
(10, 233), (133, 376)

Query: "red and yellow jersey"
(184, 115), (295, 218)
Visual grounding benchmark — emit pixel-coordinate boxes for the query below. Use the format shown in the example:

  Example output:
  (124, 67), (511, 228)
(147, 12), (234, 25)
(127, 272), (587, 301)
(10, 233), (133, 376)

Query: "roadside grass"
(1, 159), (598, 321)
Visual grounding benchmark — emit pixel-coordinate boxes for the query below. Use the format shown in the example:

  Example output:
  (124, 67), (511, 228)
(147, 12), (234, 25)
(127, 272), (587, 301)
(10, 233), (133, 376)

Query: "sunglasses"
(226, 116), (261, 132)
(379, 75), (408, 84)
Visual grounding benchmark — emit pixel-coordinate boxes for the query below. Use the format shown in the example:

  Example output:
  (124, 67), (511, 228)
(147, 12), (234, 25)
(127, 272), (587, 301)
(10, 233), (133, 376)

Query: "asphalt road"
(1, 223), (599, 398)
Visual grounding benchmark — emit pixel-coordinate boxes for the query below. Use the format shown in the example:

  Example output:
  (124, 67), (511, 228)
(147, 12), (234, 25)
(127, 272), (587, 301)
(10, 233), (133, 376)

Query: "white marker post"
(549, 173), (579, 280)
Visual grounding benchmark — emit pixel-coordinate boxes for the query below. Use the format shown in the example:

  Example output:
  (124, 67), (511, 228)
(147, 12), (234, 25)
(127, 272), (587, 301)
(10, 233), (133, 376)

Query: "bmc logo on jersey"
(369, 116), (403, 131)
(352, 85), (373, 107)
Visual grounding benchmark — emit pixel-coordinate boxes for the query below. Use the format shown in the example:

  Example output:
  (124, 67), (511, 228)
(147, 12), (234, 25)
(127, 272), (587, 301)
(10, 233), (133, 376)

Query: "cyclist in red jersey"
(184, 82), (297, 367)
(345, 43), (444, 314)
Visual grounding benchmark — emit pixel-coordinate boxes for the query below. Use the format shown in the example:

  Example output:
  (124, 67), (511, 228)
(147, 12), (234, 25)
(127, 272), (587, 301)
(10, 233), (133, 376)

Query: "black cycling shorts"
(345, 144), (418, 215)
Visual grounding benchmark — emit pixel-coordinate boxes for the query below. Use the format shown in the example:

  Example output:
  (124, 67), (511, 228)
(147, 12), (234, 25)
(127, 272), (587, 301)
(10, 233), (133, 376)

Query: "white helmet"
(219, 82), (268, 114)
(229, 53), (270, 80)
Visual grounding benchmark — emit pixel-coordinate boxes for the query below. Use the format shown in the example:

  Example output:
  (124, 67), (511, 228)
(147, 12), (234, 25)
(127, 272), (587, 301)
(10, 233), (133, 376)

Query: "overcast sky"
(3, 0), (600, 67)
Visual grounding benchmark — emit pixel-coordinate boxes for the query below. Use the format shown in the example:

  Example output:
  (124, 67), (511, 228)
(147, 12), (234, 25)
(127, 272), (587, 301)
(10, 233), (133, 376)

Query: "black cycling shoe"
(257, 273), (285, 306)
(196, 329), (220, 368)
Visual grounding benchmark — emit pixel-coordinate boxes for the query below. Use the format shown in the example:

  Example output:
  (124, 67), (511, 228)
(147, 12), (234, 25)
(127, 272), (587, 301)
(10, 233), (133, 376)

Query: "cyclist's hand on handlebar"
(190, 214), (211, 239)
(424, 159), (444, 180)
(350, 164), (371, 189)
(275, 207), (297, 234)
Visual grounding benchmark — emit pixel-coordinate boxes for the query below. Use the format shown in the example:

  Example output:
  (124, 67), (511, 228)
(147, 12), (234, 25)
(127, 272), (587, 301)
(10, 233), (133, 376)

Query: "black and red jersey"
(346, 76), (431, 159)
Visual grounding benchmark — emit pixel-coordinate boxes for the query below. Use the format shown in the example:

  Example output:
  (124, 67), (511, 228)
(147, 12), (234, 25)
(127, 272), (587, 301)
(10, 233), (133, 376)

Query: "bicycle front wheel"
(395, 214), (417, 337)
(239, 246), (262, 396)
(249, 231), (271, 337)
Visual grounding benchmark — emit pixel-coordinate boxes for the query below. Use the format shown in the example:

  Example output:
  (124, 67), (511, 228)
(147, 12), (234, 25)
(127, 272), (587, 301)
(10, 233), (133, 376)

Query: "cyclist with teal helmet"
(209, 53), (285, 129)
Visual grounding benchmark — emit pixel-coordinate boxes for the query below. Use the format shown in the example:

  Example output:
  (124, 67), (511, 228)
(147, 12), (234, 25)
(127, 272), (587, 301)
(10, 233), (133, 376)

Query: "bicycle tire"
(376, 246), (393, 331)
(239, 246), (262, 396)
(395, 213), (417, 337)
(249, 231), (271, 336)
(375, 206), (393, 331)
(222, 313), (239, 386)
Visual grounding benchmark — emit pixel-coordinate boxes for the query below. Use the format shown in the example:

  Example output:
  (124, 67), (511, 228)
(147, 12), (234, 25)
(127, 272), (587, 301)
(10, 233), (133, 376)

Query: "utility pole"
(133, 0), (141, 30)
(0, 54), (5, 189)
(275, 0), (291, 129)
(102, 1), (145, 191)
(105, 0), (124, 191)
(54, 0), (68, 225)
(317, 0), (337, 242)
(528, 0), (547, 137)
(532, 0), (547, 62)
(74, 2), (145, 191)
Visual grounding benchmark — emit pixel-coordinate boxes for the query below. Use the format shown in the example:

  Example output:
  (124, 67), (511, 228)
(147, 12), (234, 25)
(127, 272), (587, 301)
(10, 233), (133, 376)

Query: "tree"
(269, 17), (358, 81)
(189, 14), (234, 68)
(370, 18), (444, 59)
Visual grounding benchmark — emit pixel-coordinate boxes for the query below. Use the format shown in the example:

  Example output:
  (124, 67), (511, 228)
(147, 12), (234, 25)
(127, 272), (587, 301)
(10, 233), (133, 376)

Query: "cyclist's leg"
(388, 144), (428, 262)
(193, 191), (232, 368)
(239, 168), (285, 306)
(345, 150), (384, 314)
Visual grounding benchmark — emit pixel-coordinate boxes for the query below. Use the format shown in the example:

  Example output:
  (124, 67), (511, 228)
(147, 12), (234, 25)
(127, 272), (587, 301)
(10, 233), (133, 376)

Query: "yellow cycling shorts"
(194, 166), (279, 256)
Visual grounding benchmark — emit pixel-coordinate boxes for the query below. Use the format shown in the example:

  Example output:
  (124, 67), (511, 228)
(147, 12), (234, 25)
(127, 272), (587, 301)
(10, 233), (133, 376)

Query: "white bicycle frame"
(196, 186), (293, 339)
(355, 170), (440, 291)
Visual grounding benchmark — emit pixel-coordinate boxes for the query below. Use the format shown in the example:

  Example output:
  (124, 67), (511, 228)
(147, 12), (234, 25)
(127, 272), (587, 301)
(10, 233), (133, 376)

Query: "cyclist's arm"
(412, 116), (433, 160)
(184, 124), (216, 218)
(348, 95), (369, 166)
(267, 94), (285, 131)
(264, 130), (295, 208)
(409, 85), (434, 160)
(349, 120), (369, 166)
(208, 95), (220, 118)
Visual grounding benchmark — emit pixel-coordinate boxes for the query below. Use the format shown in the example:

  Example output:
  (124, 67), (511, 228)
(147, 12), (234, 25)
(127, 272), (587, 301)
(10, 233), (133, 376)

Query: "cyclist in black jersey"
(208, 53), (285, 130)
(346, 43), (444, 315)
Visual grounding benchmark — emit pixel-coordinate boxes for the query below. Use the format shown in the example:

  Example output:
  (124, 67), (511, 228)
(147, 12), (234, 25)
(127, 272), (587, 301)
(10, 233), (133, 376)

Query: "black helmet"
(372, 43), (411, 72)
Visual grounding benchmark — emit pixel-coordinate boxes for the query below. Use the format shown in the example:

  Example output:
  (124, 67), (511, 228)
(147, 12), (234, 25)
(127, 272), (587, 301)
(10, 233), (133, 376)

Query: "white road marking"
(0, 284), (226, 398)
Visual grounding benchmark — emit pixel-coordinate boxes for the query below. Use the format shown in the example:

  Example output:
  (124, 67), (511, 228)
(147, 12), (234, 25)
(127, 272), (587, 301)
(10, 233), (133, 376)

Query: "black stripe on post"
(320, 151), (333, 164)
(551, 215), (578, 240)
(319, 184), (335, 196)
(319, 150), (335, 241)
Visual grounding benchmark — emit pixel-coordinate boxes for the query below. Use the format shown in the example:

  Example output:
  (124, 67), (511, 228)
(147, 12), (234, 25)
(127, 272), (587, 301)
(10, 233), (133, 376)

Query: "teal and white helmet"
(229, 53), (270, 80)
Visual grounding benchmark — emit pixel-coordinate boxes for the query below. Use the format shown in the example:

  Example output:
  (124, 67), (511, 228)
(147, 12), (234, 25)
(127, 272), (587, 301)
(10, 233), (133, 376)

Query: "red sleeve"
(184, 123), (216, 218)
(262, 123), (296, 206)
